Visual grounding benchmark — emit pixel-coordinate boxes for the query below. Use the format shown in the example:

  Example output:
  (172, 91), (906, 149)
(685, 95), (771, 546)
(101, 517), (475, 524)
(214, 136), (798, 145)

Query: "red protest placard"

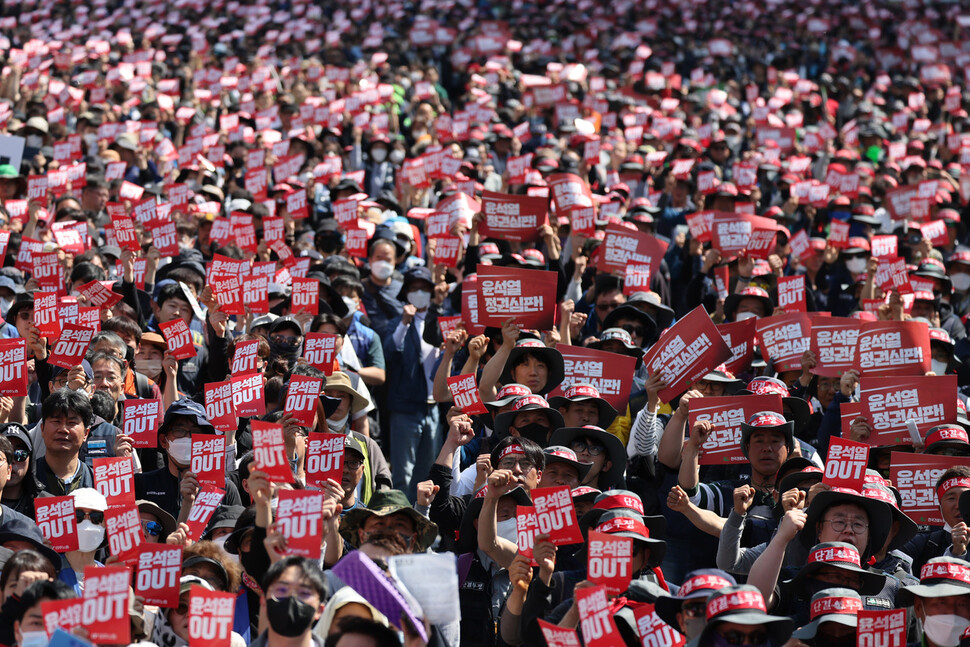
(531, 486), (583, 545)
(711, 212), (778, 259)
(210, 272), (244, 316)
(547, 345), (637, 411)
(77, 280), (123, 310)
(135, 545), (182, 608)
(230, 339), (261, 375)
(857, 610), (907, 647)
(642, 306), (732, 402)
(31, 252), (61, 292)
(597, 224), (668, 277)
(42, 598), (84, 637)
(188, 586), (237, 647)
(94, 457), (136, 504)
(477, 264), (558, 330)
(890, 453), (968, 525)
(333, 198), (359, 228)
(291, 277), (319, 315)
(623, 264), (651, 295)
(810, 318), (861, 376)
(874, 257), (910, 294)
(105, 503), (143, 561)
(204, 381), (236, 433)
(35, 496), (78, 553)
(717, 318), (757, 375)
(861, 375), (956, 446)
(433, 235), (462, 268)
(438, 316), (463, 340)
(516, 505), (538, 564)
(689, 394), (784, 465)
(185, 489), (223, 541)
(576, 584), (624, 647)
(306, 433), (345, 488)
(744, 228), (778, 259)
(548, 173), (595, 222)
(538, 619), (582, 647)
(871, 235), (898, 259)
(447, 374), (489, 414)
(158, 318), (197, 360)
(251, 421), (293, 483)
(285, 375), (324, 426)
(34, 291), (61, 337)
(686, 211), (714, 243)
(82, 565), (131, 645)
(303, 333), (338, 375)
(230, 372), (265, 417)
(587, 530), (633, 595)
(0, 339), (27, 396)
(777, 275), (807, 312)
(123, 399), (159, 449)
(757, 313), (811, 372)
(841, 402), (863, 437)
(276, 489), (325, 559)
(479, 191), (549, 242)
(829, 220), (850, 249)
(191, 434), (226, 489)
(633, 605), (686, 647)
(854, 320), (931, 376)
(823, 438), (869, 491)
(461, 274), (486, 336)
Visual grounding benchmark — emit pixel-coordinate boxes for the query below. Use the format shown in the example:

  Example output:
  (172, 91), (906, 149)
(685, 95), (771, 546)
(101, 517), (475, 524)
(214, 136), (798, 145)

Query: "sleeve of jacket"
(428, 463), (467, 544)
(206, 316), (231, 382)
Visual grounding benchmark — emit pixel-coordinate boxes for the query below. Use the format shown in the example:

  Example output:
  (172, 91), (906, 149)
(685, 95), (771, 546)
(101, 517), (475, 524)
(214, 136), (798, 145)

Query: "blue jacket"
(382, 312), (437, 413)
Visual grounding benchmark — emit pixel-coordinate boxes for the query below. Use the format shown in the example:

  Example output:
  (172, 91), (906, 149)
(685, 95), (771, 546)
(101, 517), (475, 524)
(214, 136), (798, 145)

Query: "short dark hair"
(0, 436), (11, 465)
(0, 549), (56, 593)
(42, 389), (94, 428)
(15, 580), (75, 622)
(103, 316), (142, 345)
(167, 267), (204, 295)
(261, 555), (329, 602)
(325, 618), (401, 647)
(69, 261), (106, 285)
(490, 436), (545, 472)
(310, 313), (347, 336)
(155, 282), (190, 307)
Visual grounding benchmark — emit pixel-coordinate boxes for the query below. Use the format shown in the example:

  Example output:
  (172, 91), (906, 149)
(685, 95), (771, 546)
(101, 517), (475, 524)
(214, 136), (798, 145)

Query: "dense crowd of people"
(3, 0), (970, 646)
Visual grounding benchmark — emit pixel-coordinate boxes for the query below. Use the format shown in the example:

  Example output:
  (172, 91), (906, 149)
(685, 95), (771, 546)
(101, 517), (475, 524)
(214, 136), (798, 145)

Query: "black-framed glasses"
(344, 457), (364, 471)
(497, 456), (535, 471)
(76, 510), (105, 525)
(621, 324), (645, 337)
(271, 334), (301, 345)
(822, 518), (868, 534)
(11, 449), (29, 463)
(569, 440), (605, 456)
(142, 521), (163, 536)
(717, 630), (768, 647)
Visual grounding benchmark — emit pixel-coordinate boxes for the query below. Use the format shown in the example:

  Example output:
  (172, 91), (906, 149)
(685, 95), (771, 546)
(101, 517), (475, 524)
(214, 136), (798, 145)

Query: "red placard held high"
(82, 565), (131, 644)
(642, 307), (732, 402)
(35, 496), (78, 553)
(531, 486), (583, 545)
(123, 399), (159, 449)
(251, 421), (293, 483)
(159, 318), (197, 360)
(275, 489), (325, 559)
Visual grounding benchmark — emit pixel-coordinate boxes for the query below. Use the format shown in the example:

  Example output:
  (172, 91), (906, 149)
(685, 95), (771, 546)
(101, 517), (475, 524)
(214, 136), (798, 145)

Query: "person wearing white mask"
(897, 557), (970, 647)
(360, 235), (405, 338)
(57, 487), (108, 595)
(384, 266), (445, 501)
(723, 286), (774, 322)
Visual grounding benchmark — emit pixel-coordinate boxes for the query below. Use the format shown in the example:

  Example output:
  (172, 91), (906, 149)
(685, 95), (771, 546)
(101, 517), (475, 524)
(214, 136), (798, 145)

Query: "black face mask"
(266, 596), (317, 637)
(239, 546), (270, 579)
(515, 422), (550, 445)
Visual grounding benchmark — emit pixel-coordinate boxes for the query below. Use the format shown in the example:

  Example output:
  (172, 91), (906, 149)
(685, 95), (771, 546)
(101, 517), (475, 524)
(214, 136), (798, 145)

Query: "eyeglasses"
(497, 457), (535, 471)
(621, 324), (645, 337)
(271, 334), (301, 345)
(166, 427), (194, 439)
(344, 457), (364, 471)
(717, 629), (768, 647)
(17, 311), (31, 320)
(822, 518), (869, 534)
(569, 440), (605, 456)
(142, 521), (163, 536)
(76, 510), (105, 525)
(11, 449), (29, 463)
(682, 602), (706, 618)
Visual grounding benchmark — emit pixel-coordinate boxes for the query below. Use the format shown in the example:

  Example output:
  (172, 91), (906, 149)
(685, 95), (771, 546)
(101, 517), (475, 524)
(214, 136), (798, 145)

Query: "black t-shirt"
(135, 466), (242, 521)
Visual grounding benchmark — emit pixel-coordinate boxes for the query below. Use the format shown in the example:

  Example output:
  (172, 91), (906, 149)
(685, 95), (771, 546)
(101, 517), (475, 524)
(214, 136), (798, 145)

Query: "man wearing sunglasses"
(0, 424), (50, 520)
(58, 488), (108, 595)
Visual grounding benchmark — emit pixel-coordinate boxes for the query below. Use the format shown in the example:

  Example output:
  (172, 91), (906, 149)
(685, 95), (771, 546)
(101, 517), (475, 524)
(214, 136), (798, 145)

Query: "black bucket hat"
(547, 426), (627, 490)
(655, 569), (737, 632)
(798, 488), (894, 562)
(694, 585), (794, 647)
(789, 541), (887, 596)
(499, 339), (565, 396)
(790, 588), (862, 640)
(547, 383), (618, 429)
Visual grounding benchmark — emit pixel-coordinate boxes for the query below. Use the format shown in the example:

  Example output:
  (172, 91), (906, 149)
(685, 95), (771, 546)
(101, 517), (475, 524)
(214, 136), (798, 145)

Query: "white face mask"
(407, 290), (432, 310)
(327, 413), (350, 431)
(371, 147), (388, 163)
(342, 296), (358, 314)
(19, 631), (49, 647)
(846, 257), (868, 274)
(390, 149), (405, 164)
(921, 614), (970, 647)
(0, 297), (11, 319)
(26, 135), (43, 149)
(77, 520), (105, 553)
(735, 311), (758, 321)
(139, 359), (163, 380)
(932, 359), (949, 375)
(167, 437), (192, 466)
(495, 517), (518, 544)
(951, 273), (970, 292)
(217, 536), (240, 563)
(370, 260), (395, 281)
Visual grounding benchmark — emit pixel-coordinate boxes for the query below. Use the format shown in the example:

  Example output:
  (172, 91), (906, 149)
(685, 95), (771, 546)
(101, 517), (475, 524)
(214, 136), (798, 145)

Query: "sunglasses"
(76, 510), (105, 525)
(682, 602), (706, 618)
(621, 324), (645, 337)
(11, 449), (29, 463)
(142, 521), (163, 536)
(717, 630), (768, 647)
